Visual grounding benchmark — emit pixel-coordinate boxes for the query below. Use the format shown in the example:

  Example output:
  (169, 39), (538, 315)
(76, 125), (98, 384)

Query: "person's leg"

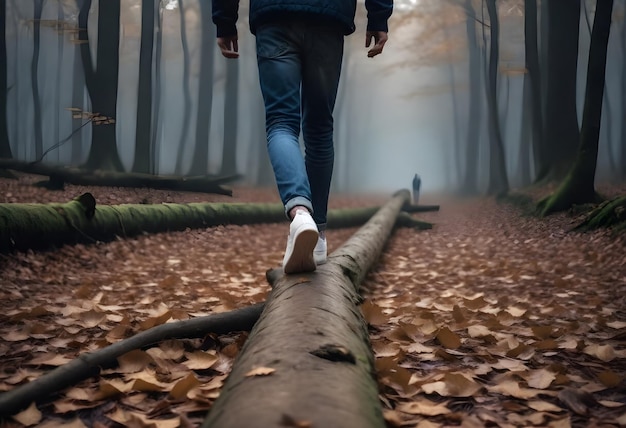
(300, 22), (344, 231)
(256, 22), (313, 217)
(256, 22), (318, 273)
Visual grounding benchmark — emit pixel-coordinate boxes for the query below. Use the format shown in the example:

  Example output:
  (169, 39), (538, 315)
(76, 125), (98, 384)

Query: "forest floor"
(0, 173), (625, 428)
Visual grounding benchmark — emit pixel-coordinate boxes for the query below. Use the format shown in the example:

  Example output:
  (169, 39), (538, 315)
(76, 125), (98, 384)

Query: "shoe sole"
(284, 228), (318, 274)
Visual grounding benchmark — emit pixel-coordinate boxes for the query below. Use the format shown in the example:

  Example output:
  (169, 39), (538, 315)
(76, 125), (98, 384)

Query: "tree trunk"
(461, 0), (482, 195)
(201, 191), (410, 428)
(151, 3), (164, 174)
(174, 0), (193, 175)
(132, 0), (155, 174)
(538, 0), (613, 216)
(220, 59), (239, 176)
(485, 0), (508, 197)
(0, 303), (265, 415)
(621, 13), (626, 178)
(0, 0), (11, 158)
(32, 0), (44, 160)
(524, 0), (543, 177)
(517, 73), (532, 186)
(189, 0), (215, 176)
(537, 0), (581, 183)
(80, 0), (124, 172)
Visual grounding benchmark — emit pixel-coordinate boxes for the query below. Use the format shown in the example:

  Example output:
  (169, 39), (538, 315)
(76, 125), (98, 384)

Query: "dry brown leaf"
(487, 380), (541, 399)
(361, 300), (388, 325)
(183, 351), (218, 370)
(12, 402), (42, 426)
(170, 373), (201, 400)
(396, 399), (451, 416)
(597, 370), (623, 388)
(525, 368), (556, 389)
(527, 400), (564, 412)
(245, 366), (276, 377)
(436, 326), (461, 349)
(583, 343), (616, 362)
(117, 349), (154, 373)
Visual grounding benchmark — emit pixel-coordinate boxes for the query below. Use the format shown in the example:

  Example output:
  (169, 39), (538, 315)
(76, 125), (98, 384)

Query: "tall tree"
(524, 0), (543, 178)
(539, 0), (614, 215)
(174, 0), (193, 175)
(461, 0), (482, 194)
(0, 0), (11, 158)
(621, 7), (626, 178)
(537, 0), (581, 182)
(78, 0), (124, 171)
(485, 0), (508, 196)
(188, 0), (215, 176)
(151, 2), (164, 173)
(517, 74), (532, 186)
(132, 0), (156, 174)
(220, 59), (239, 176)
(32, 0), (44, 160)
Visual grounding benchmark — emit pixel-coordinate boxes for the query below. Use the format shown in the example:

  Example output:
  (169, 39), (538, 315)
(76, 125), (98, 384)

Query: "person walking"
(212, 0), (393, 273)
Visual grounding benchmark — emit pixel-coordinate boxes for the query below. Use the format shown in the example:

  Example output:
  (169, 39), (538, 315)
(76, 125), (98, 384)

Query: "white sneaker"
(282, 211), (319, 274)
(314, 237), (327, 265)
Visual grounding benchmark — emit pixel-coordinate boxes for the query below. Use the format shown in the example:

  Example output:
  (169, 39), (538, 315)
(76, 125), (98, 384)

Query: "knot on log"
(310, 344), (356, 364)
(75, 192), (96, 219)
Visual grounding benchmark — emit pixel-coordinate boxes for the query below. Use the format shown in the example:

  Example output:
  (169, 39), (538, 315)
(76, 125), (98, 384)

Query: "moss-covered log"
(0, 158), (235, 195)
(0, 194), (432, 252)
(0, 303), (264, 416)
(572, 196), (626, 233)
(201, 190), (411, 428)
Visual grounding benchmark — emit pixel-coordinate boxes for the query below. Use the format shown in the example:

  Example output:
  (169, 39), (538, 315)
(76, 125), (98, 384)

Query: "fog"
(4, 0), (625, 194)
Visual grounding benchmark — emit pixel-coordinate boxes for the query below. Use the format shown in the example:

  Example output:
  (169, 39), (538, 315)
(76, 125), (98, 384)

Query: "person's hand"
(217, 36), (239, 58)
(365, 31), (388, 58)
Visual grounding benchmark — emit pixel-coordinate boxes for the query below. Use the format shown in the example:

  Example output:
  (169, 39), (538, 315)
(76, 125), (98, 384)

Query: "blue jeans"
(256, 19), (344, 230)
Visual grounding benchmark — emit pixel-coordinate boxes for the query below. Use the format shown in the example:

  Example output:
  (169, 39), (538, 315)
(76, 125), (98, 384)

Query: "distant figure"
(412, 173), (421, 204)
(212, 0), (394, 273)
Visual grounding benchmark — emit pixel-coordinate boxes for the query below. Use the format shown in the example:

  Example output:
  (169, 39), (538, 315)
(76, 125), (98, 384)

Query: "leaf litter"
(0, 174), (625, 427)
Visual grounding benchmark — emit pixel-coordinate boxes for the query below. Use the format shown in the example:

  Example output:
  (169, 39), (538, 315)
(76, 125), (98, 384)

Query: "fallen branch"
(201, 190), (411, 428)
(0, 194), (432, 252)
(0, 158), (235, 195)
(0, 303), (264, 416)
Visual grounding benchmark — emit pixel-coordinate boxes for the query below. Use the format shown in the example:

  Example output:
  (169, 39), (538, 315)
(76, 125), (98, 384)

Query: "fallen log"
(0, 194), (432, 252)
(0, 158), (235, 195)
(0, 303), (265, 416)
(201, 190), (411, 428)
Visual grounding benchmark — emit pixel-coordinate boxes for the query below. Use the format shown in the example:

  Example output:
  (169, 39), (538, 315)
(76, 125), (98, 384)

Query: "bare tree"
(539, 0), (614, 215)
(461, 0), (483, 194)
(537, 0), (581, 183)
(524, 0), (543, 180)
(132, 0), (156, 174)
(484, 0), (508, 196)
(0, 0), (11, 158)
(174, 0), (193, 175)
(220, 59), (239, 176)
(188, 0), (215, 175)
(78, 0), (124, 171)
(32, 0), (44, 160)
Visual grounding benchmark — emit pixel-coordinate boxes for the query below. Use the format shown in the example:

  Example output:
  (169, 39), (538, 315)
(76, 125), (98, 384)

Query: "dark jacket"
(212, 0), (393, 38)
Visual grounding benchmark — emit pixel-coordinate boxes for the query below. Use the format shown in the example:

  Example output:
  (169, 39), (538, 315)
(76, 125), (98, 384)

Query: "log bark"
(201, 190), (411, 428)
(0, 159), (235, 195)
(0, 194), (432, 253)
(0, 303), (264, 416)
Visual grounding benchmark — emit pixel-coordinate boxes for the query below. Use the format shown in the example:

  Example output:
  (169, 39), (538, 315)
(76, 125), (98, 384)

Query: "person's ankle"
(289, 206), (310, 219)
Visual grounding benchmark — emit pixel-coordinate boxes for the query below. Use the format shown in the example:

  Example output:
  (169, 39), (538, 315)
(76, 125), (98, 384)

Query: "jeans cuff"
(284, 197), (313, 219)
(316, 223), (327, 232)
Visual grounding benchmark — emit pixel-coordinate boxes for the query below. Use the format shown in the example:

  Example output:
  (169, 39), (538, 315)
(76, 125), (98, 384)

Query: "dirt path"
(0, 174), (625, 427)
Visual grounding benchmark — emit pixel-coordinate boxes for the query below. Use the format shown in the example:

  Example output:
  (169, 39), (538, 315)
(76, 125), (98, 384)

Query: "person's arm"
(364, 0), (393, 57)
(212, 0), (240, 58)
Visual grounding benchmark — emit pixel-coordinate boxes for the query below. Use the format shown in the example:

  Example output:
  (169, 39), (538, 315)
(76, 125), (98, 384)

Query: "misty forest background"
(0, 0), (625, 196)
